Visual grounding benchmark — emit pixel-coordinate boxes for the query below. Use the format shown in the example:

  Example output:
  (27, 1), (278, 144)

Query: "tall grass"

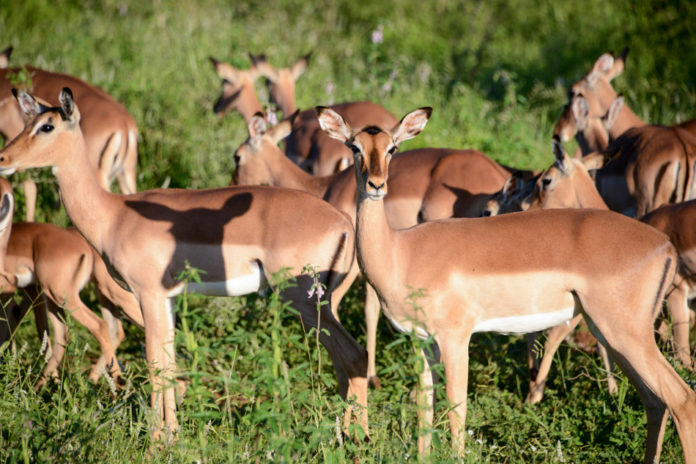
(1, 0), (695, 462)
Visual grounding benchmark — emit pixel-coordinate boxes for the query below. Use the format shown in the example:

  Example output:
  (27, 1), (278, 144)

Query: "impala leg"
(582, 292), (696, 464)
(90, 298), (126, 383)
(365, 283), (382, 389)
(38, 305), (67, 388)
(285, 282), (368, 439)
(596, 342), (617, 394)
(416, 342), (440, 456)
(666, 279), (694, 371)
(20, 178), (37, 223)
(140, 293), (178, 444)
(439, 334), (471, 456)
(526, 315), (581, 404)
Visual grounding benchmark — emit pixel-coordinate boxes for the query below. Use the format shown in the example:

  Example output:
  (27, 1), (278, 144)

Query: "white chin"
(367, 192), (386, 200)
(0, 167), (16, 176)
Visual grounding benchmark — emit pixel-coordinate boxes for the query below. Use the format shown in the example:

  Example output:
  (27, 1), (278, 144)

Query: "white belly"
(15, 271), (36, 288)
(388, 318), (431, 340)
(472, 307), (576, 334)
(167, 261), (266, 297)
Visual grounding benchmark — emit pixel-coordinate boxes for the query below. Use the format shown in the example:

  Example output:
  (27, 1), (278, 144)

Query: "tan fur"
(318, 105), (696, 463)
(0, 89), (368, 444)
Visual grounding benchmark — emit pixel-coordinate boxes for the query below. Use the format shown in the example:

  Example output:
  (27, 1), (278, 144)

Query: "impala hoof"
(368, 375), (382, 390)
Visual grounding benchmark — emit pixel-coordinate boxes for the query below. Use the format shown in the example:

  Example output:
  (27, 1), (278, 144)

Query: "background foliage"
(1, 0), (695, 462)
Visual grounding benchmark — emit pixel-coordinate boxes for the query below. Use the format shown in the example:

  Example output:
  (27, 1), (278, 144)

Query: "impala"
(0, 177), (145, 386)
(0, 88), (368, 442)
(234, 112), (511, 387)
(211, 53), (398, 175)
(317, 105), (696, 462)
(0, 46), (138, 196)
(563, 49), (696, 216)
(526, 137), (694, 373)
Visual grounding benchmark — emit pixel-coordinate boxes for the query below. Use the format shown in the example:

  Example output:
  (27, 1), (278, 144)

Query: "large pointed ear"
(316, 106), (352, 142)
(248, 112), (267, 137)
(249, 53), (277, 82)
(267, 110), (297, 143)
(571, 95), (589, 128)
(13, 88), (42, 119)
(581, 152), (608, 171)
(586, 52), (614, 87)
(602, 95), (624, 130)
(552, 135), (570, 174)
(59, 87), (80, 123)
(290, 52), (311, 81)
(391, 107), (432, 145)
(501, 172), (523, 199)
(210, 57), (238, 82)
(605, 47), (628, 81)
(0, 46), (12, 69)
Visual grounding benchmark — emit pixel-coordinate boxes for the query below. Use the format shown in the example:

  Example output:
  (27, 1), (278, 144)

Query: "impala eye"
(541, 177), (552, 188)
(387, 146), (397, 155)
(38, 124), (54, 133)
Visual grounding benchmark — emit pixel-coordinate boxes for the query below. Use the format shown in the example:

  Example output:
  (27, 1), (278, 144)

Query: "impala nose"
(368, 180), (385, 191)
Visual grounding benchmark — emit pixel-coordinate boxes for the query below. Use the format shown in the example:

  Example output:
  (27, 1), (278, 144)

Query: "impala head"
(0, 87), (81, 175)
(250, 53), (310, 116)
(528, 136), (607, 210)
(568, 48), (627, 119)
(232, 111), (296, 185)
(317, 106), (431, 200)
(481, 172), (537, 216)
(209, 56), (260, 117)
(554, 94), (624, 154)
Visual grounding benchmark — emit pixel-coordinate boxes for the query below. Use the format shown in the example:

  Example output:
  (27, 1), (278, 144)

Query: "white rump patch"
(167, 261), (266, 298)
(472, 307), (575, 334)
(15, 270), (36, 288)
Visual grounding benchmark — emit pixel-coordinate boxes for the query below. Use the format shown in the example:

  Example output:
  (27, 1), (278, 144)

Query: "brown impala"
(0, 177), (144, 387)
(0, 88), (369, 443)
(0, 46), (138, 196)
(317, 105), (696, 462)
(233, 112), (511, 387)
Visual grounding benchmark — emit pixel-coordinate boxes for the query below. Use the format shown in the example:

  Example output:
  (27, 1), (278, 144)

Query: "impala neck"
(611, 104), (646, 138)
(238, 84), (265, 123)
(53, 136), (121, 253)
(268, 151), (337, 198)
(355, 192), (397, 295)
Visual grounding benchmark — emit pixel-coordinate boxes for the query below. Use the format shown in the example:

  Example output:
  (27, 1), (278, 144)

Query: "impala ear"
(552, 135), (570, 174)
(605, 47), (628, 81)
(249, 53), (277, 82)
(59, 87), (80, 123)
(290, 52), (311, 81)
(571, 95), (589, 128)
(13, 89), (42, 119)
(581, 152), (608, 171)
(587, 53), (614, 87)
(267, 110), (297, 143)
(392, 107), (432, 145)
(501, 171), (524, 199)
(316, 106), (352, 142)
(248, 112), (267, 137)
(0, 46), (12, 69)
(602, 95), (624, 130)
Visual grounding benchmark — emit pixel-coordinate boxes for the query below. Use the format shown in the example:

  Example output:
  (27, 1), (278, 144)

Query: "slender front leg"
(365, 283), (382, 388)
(416, 343), (440, 457)
(439, 334), (471, 456)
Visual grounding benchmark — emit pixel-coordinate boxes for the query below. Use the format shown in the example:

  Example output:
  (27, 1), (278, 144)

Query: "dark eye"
(541, 177), (552, 188)
(387, 146), (397, 155)
(38, 124), (54, 133)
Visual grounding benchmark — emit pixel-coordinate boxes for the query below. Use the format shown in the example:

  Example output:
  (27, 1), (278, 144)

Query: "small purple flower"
(265, 110), (278, 126)
(325, 81), (335, 95)
(371, 25), (384, 44)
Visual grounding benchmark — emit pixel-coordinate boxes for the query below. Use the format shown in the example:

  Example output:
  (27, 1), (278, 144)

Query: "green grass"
(1, 0), (696, 462)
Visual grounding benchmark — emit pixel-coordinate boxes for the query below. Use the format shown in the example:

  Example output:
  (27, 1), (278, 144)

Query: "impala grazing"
(317, 105), (696, 462)
(0, 46), (138, 196)
(0, 88), (369, 443)
(233, 111), (513, 387)
(0, 177), (144, 386)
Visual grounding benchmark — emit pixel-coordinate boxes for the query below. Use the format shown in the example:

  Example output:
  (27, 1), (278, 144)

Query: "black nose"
(481, 210), (491, 217)
(367, 180), (385, 190)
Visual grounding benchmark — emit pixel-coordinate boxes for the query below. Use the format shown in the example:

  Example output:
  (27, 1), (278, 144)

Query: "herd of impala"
(0, 43), (694, 462)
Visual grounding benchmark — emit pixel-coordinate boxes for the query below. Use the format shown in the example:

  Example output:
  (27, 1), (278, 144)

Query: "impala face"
(316, 106), (432, 200)
(209, 57), (258, 117)
(568, 49), (626, 119)
(0, 88), (80, 174)
(250, 53), (310, 116)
